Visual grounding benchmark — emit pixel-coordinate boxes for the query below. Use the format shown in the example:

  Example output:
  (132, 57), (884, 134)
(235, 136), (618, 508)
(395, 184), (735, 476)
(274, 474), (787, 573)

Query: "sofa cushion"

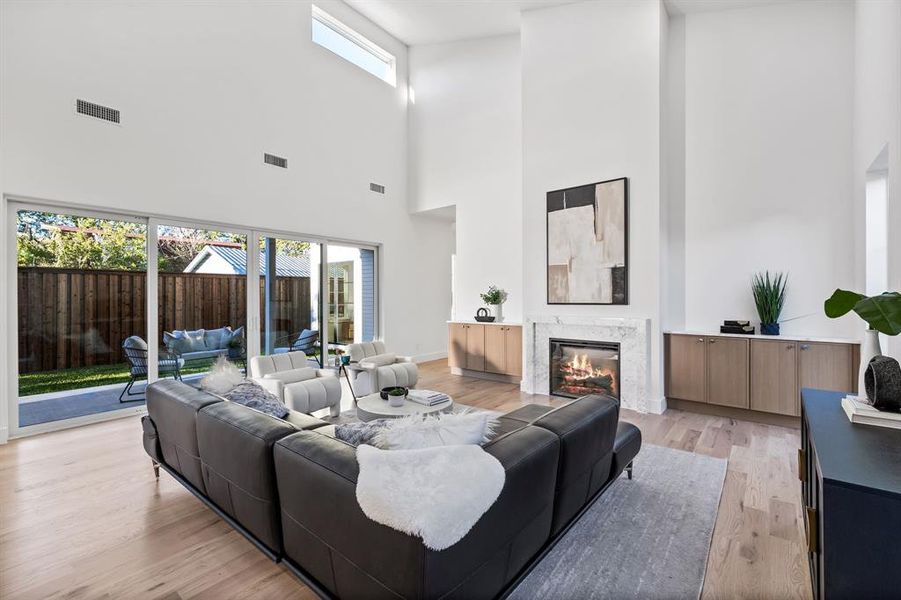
(358, 353), (397, 368)
(196, 401), (298, 555)
(251, 351), (309, 378)
(263, 367), (317, 385)
(165, 329), (207, 354)
(347, 341), (387, 362)
(284, 410), (329, 431)
(376, 363), (418, 388)
(204, 327), (232, 350)
(283, 376), (342, 414)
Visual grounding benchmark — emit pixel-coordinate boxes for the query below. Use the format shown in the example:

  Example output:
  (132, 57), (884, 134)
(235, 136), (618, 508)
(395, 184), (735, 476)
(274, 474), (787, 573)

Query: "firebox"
(549, 338), (620, 400)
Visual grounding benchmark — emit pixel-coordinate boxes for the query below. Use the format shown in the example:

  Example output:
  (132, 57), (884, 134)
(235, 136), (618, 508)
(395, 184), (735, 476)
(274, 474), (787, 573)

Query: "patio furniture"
(163, 326), (244, 365)
(345, 341), (419, 396)
(250, 350), (341, 416)
(120, 336), (185, 402)
(273, 329), (321, 366)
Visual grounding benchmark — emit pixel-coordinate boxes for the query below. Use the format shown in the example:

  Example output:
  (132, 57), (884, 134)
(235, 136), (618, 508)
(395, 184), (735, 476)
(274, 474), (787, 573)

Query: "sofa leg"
(626, 461), (633, 480)
(152, 460), (160, 479)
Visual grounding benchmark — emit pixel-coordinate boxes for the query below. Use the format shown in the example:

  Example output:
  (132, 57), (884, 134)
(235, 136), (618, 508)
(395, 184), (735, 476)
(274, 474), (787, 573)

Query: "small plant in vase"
(752, 271), (787, 335)
(825, 289), (901, 400)
(387, 386), (408, 407)
(480, 285), (509, 323)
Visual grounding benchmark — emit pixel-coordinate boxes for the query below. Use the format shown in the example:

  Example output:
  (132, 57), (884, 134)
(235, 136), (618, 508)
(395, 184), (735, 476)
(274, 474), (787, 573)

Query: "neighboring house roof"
(184, 245), (312, 277)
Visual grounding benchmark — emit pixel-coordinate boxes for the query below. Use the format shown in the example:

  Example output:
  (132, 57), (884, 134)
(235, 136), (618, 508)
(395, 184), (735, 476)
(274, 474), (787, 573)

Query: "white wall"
(854, 0), (901, 357)
(408, 35), (523, 323)
(522, 0), (665, 403)
(0, 0), (454, 439)
(681, 0), (856, 338)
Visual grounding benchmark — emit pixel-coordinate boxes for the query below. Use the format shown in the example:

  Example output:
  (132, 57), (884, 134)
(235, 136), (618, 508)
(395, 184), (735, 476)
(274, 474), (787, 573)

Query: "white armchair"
(250, 351), (342, 417)
(346, 341), (419, 396)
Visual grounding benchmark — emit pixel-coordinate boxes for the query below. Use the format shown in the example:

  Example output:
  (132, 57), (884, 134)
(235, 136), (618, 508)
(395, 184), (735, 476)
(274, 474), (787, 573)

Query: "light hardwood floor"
(0, 360), (810, 599)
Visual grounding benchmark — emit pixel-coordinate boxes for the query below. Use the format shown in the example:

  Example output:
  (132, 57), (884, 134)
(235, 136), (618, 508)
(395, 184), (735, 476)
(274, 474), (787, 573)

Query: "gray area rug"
(509, 444), (727, 600)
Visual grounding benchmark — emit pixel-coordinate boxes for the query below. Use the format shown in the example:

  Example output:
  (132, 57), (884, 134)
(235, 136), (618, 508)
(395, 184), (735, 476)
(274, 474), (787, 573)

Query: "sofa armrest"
(274, 425), (560, 599)
(316, 368), (337, 378)
(350, 361), (377, 372)
(396, 355), (415, 363)
(253, 377), (283, 397)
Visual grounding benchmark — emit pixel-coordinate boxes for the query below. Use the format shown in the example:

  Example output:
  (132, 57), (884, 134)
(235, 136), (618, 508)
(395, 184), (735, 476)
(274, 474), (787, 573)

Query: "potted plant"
(752, 271), (787, 335)
(480, 285), (509, 323)
(825, 289), (901, 398)
(387, 386), (407, 408)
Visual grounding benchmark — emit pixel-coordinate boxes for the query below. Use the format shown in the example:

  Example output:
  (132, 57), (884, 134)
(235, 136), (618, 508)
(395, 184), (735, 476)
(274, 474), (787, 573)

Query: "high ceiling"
(344, 0), (789, 46)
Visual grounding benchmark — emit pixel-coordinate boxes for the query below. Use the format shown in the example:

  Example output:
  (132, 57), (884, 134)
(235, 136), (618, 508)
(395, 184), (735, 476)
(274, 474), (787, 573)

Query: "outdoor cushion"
(179, 349), (228, 361)
(204, 327), (232, 350)
(165, 329), (207, 354)
(263, 367), (318, 385)
(123, 335), (148, 351)
(359, 353), (397, 368)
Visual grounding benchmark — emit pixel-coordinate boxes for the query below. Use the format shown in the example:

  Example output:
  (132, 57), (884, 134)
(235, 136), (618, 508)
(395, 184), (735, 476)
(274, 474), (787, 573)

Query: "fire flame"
(559, 353), (617, 395)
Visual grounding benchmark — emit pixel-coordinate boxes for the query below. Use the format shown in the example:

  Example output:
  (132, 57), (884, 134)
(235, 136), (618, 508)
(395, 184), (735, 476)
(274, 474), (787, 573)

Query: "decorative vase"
(858, 328), (883, 400)
(388, 393), (406, 408)
(760, 322), (780, 335)
(491, 303), (504, 323)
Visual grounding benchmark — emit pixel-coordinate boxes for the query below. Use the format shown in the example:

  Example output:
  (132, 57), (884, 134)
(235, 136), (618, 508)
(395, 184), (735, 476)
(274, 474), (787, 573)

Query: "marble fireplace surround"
(522, 315), (651, 413)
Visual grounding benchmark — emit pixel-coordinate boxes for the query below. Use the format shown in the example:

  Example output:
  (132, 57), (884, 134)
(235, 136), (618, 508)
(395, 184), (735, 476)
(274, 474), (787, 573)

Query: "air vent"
(264, 153), (288, 169)
(370, 182), (385, 194)
(76, 99), (120, 124)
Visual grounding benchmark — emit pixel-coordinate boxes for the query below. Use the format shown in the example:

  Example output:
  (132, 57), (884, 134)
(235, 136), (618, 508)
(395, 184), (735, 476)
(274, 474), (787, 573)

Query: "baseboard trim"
(0, 426), (8, 445)
(667, 398), (801, 428)
(646, 396), (667, 415)
(412, 351), (448, 363)
(450, 367), (521, 385)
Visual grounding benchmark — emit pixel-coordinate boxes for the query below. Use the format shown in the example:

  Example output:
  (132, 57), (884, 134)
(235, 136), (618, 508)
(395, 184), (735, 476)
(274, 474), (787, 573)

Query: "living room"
(1, 0), (900, 598)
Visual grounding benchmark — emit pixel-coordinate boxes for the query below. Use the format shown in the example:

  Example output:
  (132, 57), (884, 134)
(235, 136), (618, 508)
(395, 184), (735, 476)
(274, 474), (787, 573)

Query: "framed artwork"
(546, 177), (628, 305)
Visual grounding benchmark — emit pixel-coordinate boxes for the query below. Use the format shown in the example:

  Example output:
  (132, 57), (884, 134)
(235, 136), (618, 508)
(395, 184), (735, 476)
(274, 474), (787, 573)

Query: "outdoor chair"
(273, 329), (321, 366)
(120, 336), (185, 402)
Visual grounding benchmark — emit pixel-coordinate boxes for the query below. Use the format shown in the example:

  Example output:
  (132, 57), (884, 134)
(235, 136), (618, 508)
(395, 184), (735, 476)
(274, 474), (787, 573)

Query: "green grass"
(18, 359), (220, 397)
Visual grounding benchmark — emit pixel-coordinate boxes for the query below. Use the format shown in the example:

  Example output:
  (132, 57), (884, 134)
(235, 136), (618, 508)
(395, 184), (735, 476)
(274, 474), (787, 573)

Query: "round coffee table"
(356, 391), (454, 422)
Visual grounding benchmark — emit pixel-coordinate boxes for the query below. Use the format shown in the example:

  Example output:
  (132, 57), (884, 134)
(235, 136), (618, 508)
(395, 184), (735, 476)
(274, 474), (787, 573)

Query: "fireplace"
(549, 338), (620, 399)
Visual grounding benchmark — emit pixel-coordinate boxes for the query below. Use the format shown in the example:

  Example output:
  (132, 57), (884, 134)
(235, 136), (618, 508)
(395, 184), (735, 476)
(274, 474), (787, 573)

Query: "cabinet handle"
(797, 448), (806, 482)
(800, 344), (810, 351)
(709, 339), (716, 344)
(697, 338), (704, 343)
(804, 507), (818, 553)
(787, 344), (794, 350)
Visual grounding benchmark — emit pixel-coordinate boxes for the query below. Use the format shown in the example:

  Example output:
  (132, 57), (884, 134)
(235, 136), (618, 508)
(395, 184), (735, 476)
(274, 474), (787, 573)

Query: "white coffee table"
(356, 390), (454, 422)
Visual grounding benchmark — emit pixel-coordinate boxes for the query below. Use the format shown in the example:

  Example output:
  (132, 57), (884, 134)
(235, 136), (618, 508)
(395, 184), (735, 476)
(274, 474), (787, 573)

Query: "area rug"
(508, 444), (727, 600)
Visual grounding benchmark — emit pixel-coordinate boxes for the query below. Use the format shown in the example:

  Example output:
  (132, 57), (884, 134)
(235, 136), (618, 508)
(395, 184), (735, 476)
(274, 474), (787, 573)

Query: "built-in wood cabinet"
(666, 332), (858, 419)
(448, 322), (522, 382)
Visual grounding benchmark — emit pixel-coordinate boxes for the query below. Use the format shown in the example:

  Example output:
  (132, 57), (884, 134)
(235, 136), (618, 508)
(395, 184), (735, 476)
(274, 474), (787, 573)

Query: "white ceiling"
(344, 0), (790, 46)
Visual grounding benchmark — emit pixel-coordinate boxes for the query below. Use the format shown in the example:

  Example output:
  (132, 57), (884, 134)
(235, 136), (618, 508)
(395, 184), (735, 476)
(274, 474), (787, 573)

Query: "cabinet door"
(448, 323), (467, 369)
(799, 342), (852, 393)
(666, 334), (707, 402)
(706, 336), (749, 408)
(465, 324), (486, 371)
(750, 339), (799, 415)
(504, 325), (523, 378)
(484, 326), (506, 374)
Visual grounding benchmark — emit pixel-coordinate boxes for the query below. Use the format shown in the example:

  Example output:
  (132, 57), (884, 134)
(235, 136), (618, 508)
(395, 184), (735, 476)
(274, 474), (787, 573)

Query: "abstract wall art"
(547, 177), (628, 305)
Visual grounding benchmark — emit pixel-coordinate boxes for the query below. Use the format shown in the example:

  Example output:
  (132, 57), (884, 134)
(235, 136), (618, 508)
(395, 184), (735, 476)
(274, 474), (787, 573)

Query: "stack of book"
(720, 320), (755, 335)
(841, 395), (901, 430)
(407, 390), (450, 407)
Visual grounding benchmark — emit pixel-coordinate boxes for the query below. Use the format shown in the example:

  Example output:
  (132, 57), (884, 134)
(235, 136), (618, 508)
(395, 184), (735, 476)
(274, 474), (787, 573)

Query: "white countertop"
(448, 320), (522, 327)
(665, 330), (860, 345)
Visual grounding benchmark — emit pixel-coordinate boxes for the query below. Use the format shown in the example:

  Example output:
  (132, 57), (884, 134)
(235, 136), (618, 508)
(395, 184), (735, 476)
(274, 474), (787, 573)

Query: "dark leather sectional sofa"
(141, 379), (642, 599)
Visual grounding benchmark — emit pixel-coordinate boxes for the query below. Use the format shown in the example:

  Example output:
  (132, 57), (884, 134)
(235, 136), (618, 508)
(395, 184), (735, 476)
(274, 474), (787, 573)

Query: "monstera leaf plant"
(824, 290), (901, 335)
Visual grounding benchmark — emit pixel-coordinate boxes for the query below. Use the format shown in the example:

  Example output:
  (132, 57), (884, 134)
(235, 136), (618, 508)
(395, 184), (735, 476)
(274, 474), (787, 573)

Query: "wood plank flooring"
(0, 360), (811, 599)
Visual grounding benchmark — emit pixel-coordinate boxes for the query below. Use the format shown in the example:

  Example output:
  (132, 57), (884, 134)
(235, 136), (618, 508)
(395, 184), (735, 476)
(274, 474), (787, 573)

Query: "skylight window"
(312, 5), (397, 87)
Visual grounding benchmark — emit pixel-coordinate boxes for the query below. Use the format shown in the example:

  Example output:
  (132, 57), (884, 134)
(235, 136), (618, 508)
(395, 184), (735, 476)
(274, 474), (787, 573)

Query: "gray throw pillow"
(223, 381), (289, 419)
(204, 327), (231, 350)
(335, 420), (391, 446)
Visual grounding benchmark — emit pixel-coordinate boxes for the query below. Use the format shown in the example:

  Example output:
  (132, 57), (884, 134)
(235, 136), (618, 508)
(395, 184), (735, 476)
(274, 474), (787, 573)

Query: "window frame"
(312, 4), (397, 87)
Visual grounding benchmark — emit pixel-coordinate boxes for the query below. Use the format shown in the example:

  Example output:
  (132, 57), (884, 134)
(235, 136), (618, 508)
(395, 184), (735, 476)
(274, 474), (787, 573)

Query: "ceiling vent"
(370, 182), (386, 194)
(264, 153), (288, 169)
(76, 99), (120, 124)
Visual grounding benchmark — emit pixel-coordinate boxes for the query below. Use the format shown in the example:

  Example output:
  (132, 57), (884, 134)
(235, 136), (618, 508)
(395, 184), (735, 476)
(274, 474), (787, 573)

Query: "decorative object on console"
(824, 288), (901, 397)
(752, 271), (787, 335)
(720, 319), (755, 335)
(865, 356), (901, 412)
(386, 386), (408, 407)
(547, 177), (628, 305)
(480, 285), (508, 322)
(474, 307), (496, 323)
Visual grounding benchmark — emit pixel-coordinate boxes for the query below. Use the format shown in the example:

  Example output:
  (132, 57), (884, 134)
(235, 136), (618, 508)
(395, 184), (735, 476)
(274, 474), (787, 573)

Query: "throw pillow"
(182, 329), (207, 352)
(224, 381), (289, 419)
(335, 420), (391, 446)
(204, 327), (232, 350)
(200, 356), (245, 395)
(359, 353), (397, 368)
(373, 410), (497, 450)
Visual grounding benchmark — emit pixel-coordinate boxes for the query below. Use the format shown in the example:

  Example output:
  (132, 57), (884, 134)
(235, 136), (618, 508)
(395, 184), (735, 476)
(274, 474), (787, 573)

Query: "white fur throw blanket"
(355, 444), (505, 550)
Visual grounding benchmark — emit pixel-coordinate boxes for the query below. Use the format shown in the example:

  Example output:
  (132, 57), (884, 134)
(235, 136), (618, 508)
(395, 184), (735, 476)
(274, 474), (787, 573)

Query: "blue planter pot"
(761, 322), (780, 335)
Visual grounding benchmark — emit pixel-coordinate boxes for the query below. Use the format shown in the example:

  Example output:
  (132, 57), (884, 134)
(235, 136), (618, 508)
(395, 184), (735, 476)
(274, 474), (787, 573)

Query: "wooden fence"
(17, 268), (311, 373)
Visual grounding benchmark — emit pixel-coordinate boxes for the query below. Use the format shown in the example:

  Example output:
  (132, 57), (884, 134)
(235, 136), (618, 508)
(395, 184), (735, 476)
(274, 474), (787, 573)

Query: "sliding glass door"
(259, 237), (322, 364)
(15, 208), (147, 427)
(157, 225), (248, 384)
